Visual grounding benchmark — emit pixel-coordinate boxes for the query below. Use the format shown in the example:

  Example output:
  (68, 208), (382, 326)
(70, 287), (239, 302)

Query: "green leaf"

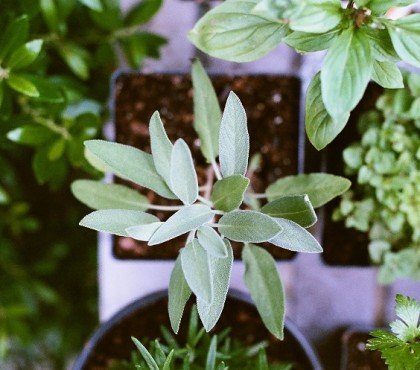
(369, 0), (415, 15)
(125, 0), (162, 26)
(7, 125), (52, 146)
(197, 240), (233, 332)
(269, 218), (322, 253)
(71, 179), (149, 211)
(59, 43), (90, 80)
(365, 28), (398, 62)
(305, 73), (350, 150)
(7, 39), (43, 70)
(197, 225), (228, 258)
(132, 337), (159, 370)
(84, 140), (176, 199)
(0, 15), (29, 61)
(321, 28), (372, 118)
(206, 336), (217, 370)
(40, 0), (61, 33)
(211, 175), (249, 212)
(390, 294), (420, 342)
(188, 0), (287, 62)
(192, 59), (222, 163)
(242, 244), (285, 340)
(261, 195), (317, 228)
(78, 0), (102, 11)
(7, 74), (39, 97)
(218, 210), (282, 243)
(125, 222), (162, 241)
(148, 204), (214, 245)
(162, 349), (175, 370)
(387, 14), (420, 68)
(168, 256), (192, 334)
(266, 173), (351, 208)
(23, 75), (65, 103)
(283, 29), (339, 53)
(48, 139), (65, 161)
(181, 239), (213, 304)
(170, 139), (198, 205)
(372, 60), (404, 89)
(79, 209), (159, 237)
(89, 0), (123, 31)
(219, 92), (249, 177)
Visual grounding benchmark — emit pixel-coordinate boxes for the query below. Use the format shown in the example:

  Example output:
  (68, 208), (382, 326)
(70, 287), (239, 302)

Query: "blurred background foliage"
(0, 0), (165, 367)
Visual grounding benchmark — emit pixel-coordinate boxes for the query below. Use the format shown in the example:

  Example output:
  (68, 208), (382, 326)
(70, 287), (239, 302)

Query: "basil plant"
(189, 0), (420, 150)
(72, 60), (350, 339)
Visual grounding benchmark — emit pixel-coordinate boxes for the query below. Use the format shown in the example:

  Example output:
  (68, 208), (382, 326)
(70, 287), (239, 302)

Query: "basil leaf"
(125, 222), (163, 241)
(197, 225), (228, 258)
(372, 60), (404, 89)
(365, 28), (398, 62)
(84, 140), (176, 199)
(283, 29), (339, 53)
(170, 139), (198, 205)
(148, 204), (214, 245)
(242, 244), (285, 340)
(192, 59), (222, 163)
(7, 74), (39, 97)
(261, 194), (317, 228)
(369, 0), (415, 15)
(0, 15), (29, 60)
(181, 239), (213, 304)
(218, 210), (282, 243)
(305, 73), (350, 150)
(7, 39), (43, 70)
(211, 175), (249, 212)
(71, 180), (149, 210)
(79, 209), (159, 236)
(188, 0), (286, 62)
(321, 28), (372, 118)
(269, 218), (322, 253)
(219, 92), (249, 178)
(266, 173), (351, 208)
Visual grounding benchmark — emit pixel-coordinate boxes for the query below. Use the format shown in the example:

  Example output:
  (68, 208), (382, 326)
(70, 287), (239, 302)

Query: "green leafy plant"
(188, 0), (420, 150)
(72, 60), (351, 339)
(333, 73), (419, 284)
(367, 294), (420, 369)
(109, 306), (294, 370)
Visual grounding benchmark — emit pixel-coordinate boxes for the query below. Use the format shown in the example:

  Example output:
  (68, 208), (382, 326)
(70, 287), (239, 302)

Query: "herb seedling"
(72, 60), (350, 338)
(189, 0), (420, 150)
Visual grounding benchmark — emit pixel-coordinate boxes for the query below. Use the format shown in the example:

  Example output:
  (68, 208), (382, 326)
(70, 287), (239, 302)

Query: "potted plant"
(73, 290), (322, 369)
(72, 60), (350, 342)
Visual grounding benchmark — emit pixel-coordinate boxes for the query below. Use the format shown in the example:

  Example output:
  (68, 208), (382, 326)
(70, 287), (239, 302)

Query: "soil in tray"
(82, 295), (314, 370)
(321, 85), (383, 266)
(342, 331), (386, 370)
(113, 73), (301, 260)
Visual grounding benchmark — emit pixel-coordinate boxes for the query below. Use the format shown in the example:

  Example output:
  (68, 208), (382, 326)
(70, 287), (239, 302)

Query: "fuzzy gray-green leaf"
(170, 139), (198, 205)
(219, 92), (249, 178)
(84, 140), (176, 199)
(218, 210), (282, 243)
(211, 175), (249, 212)
(197, 225), (228, 258)
(148, 204), (214, 245)
(125, 222), (163, 241)
(181, 239), (213, 304)
(242, 244), (285, 340)
(80, 210), (159, 237)
(71, 180), (149, 211)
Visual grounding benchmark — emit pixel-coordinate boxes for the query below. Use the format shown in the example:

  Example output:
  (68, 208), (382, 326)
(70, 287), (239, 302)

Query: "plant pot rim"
(73, 289), (322, 370)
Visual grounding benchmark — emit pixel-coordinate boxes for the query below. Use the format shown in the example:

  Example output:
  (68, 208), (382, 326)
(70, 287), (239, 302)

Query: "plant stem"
(211, 160), (222, 180)
(206, 223), (219, 228)
(246, 193), (267, 199)
(146, 204), (183, 211)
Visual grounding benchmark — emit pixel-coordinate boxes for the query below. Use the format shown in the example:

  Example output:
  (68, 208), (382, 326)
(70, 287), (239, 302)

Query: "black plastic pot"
(73, 289), (322, 370)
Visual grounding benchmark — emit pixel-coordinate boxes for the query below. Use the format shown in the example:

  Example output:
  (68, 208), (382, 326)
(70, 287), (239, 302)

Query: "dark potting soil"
(81, 295), (314, 370)
(342, 330), (386, 370)
(321, 85), (383, 266)
(113, 73), (301, 260)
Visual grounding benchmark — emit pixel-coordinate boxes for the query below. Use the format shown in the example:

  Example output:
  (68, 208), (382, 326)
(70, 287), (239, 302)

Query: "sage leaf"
(132, 337), (159, 370)
(283, 29), (339, 53)
(188, 0), (286, 62)
(7, 74), (39, 97)
(211, 175), (249, 212)
(242, 244), (285, 340)
(321, 28), (372, 118)
(148, 204), (214, 245)
(192, 59), (222, 163)
(125, 222), (163, 241)
(7, 39), (43, 70)
(269, 218), (322, 253)
(197, 225), (228, 258)
(305, 73), (350, 150)
(170, 139), (198, 205)
(218, 210), (282, 243)
(372, 60), (404, 89)
(181, 239), (213, 304)
(197, 240), (233, 331)
(219, 92), (249, 178)
(71, 180), (149, 210)
(149, 111), (173, 185)
(261, 195), (317, 228)
(79, 210), (159, 237)
(169, 255), (192, 333)
(387, 14), (420, 68)
(266, 173), (351, 208)
(84, 140), (176, 199)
